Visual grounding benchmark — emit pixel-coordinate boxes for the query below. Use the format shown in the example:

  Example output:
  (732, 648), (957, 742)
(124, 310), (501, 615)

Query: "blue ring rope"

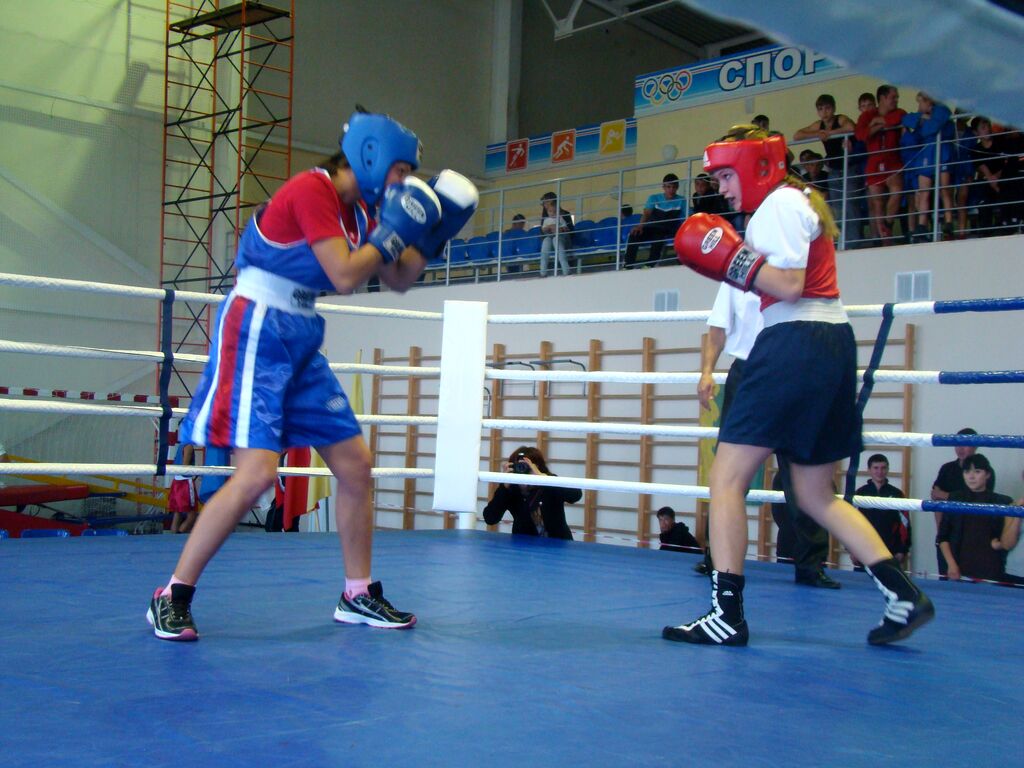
(937, 370), (1024, 384)
(932, 297), (1024, 314)
(923, 500), (1024, 519)
(930, 433), (1024, 448)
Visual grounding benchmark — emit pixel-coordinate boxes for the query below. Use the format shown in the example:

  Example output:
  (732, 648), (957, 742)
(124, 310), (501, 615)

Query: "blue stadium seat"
(592, 216), (620, 249)
(498, 229), (526, 260)
(484, 231), (500, 261)
(81, 528), (128, 536)
(620, 213), (642, 243)
(465, 235), (492, 263)
(0, 529), (8, 539)
(517, 226), (542, 258)
(447, 238), (469, 264)
(571, 220), (597, 254)
(21, 528), (71, 538)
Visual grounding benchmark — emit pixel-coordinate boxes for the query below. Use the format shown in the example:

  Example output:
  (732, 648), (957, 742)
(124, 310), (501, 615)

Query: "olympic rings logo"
(640, 70), (692, 105)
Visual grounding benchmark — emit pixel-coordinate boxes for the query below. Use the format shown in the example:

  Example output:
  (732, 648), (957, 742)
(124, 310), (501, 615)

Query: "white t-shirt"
(747, 187), (847, 326)
(707, 283), (763, 361)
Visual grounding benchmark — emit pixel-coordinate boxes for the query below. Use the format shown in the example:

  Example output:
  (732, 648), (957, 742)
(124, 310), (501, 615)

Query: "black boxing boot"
(865, 558), (935, 645)
(663, 570), (748, 646)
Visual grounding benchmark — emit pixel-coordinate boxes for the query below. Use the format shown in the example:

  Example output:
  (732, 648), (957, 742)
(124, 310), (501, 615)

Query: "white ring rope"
(0, 399), (188, 419)
(0, 397), (1001, 450)
(485, 367), (942, 385)
(0, 338), (947, 386)
(1, 339), (440, 377)
(488, 310), (713, 325)
(483, 418), (718, 439)
(328, 363), (441, 377)
(0, 272), (440, 320)
(0, 339), (204, 365)
(485, 304), (937, 325)
(479, 471), (933, 513)
(0, 397), (436, 427)
(0, 463), (432, 480)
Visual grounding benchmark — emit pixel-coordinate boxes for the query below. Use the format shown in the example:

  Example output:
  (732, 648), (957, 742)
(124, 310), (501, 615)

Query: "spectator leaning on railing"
(900, 92), (955, 242)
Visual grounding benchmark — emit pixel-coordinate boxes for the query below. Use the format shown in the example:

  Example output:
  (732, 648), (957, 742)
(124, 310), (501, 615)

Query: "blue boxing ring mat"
(1, 530), (1021, 767)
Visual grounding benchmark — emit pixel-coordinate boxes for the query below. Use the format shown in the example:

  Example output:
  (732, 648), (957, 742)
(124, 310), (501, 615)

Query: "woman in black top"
(937, 454), (1019, 581)
(482, 446), (581, 540)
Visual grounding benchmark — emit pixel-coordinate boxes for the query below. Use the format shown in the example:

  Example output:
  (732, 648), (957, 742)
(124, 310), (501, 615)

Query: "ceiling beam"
(545, 0), (706, 58)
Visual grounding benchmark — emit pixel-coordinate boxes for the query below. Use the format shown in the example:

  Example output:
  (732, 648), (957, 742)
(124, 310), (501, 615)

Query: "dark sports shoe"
(867, 591), (935, 646)
(795, 569), (842, 590)
(146, 584), (198, 641)
(333, 581), (416, 629)
(663, 570), (747, 646)
(662, 610), (749, 646)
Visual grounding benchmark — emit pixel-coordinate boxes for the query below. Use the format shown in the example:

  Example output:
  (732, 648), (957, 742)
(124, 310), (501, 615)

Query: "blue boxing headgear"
(340, 111), (422, 207)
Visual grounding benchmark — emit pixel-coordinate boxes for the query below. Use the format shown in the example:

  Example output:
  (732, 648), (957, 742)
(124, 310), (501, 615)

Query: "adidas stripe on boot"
(866, 558), (935, 645)
(663, 570), (748, 646)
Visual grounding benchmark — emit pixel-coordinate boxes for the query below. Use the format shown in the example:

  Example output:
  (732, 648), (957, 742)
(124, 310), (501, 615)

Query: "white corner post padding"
(432, 300), (488, 528)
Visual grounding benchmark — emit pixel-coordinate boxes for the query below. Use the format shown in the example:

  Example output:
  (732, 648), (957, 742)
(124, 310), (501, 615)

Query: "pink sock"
(160, 574), (192, 598)
(344, 577), (371, 600)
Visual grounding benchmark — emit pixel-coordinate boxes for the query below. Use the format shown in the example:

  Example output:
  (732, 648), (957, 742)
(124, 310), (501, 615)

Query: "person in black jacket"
(482, 446), (581, 539)
(937, 453), (1019, 582)
(657, 507), (701, 552)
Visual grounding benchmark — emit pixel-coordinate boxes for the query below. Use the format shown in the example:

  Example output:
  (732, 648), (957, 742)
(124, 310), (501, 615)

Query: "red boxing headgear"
(702, 134), (788, 212)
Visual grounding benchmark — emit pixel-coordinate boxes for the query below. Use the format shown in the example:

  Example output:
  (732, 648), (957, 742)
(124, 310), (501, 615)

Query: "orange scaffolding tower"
(159, 0), (294, 400)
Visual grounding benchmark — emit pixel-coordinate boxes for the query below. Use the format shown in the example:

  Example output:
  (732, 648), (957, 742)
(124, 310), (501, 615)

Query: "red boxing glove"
(674, 213), (765, 291)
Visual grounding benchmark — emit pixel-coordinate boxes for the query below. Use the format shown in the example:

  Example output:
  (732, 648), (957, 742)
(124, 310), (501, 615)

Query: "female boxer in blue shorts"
(147, 110), (478, 640)
(667, 125), (934, 647)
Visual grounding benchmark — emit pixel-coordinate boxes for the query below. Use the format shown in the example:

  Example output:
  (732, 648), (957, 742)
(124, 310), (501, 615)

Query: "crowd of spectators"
(787, 87), (1023, 246)
(464, 87), (1021, 284)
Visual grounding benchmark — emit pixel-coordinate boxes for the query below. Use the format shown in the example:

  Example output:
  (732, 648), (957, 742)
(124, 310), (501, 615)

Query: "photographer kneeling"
(483, 446), (581, 540)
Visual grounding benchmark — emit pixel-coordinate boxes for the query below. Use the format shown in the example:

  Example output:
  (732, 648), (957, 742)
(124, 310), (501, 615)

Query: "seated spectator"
(854, 84), (907, 246)
(854, 454), (909, 568)
(938, 454), (1018, 582)
(792, 93), (856, 228)
(900, 92), (955, 242)
(950, 109), (978, 238)
(970, 117), (1024, 235)
(656, 506), (700, 553)
(620, 204), (634, 218)
(624, 173), (685, 268)
(931, 427), (981, 575)
(482, 446), (581, 539)
(798, 149), (830, 198)
(503, 213), (527, 273)
(539, 192), (574, 277)
(691, 172), (728, 215)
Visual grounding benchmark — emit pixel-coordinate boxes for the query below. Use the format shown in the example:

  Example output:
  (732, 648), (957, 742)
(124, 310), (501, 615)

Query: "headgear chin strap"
(340, 111), (422, 207)
(702, 134), (788, 212)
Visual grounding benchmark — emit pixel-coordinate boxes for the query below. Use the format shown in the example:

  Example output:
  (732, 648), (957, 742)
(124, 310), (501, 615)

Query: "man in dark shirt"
(657, 507), (700, 553)
(855, 454), (909, 568)
(691, 173), (729, 215)
(930, 427), (980, 575)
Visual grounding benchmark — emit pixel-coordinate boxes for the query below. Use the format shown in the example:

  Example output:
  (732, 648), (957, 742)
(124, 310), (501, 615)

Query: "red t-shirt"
(855, 108), (906, 157)
(258, 169), (372, 247)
